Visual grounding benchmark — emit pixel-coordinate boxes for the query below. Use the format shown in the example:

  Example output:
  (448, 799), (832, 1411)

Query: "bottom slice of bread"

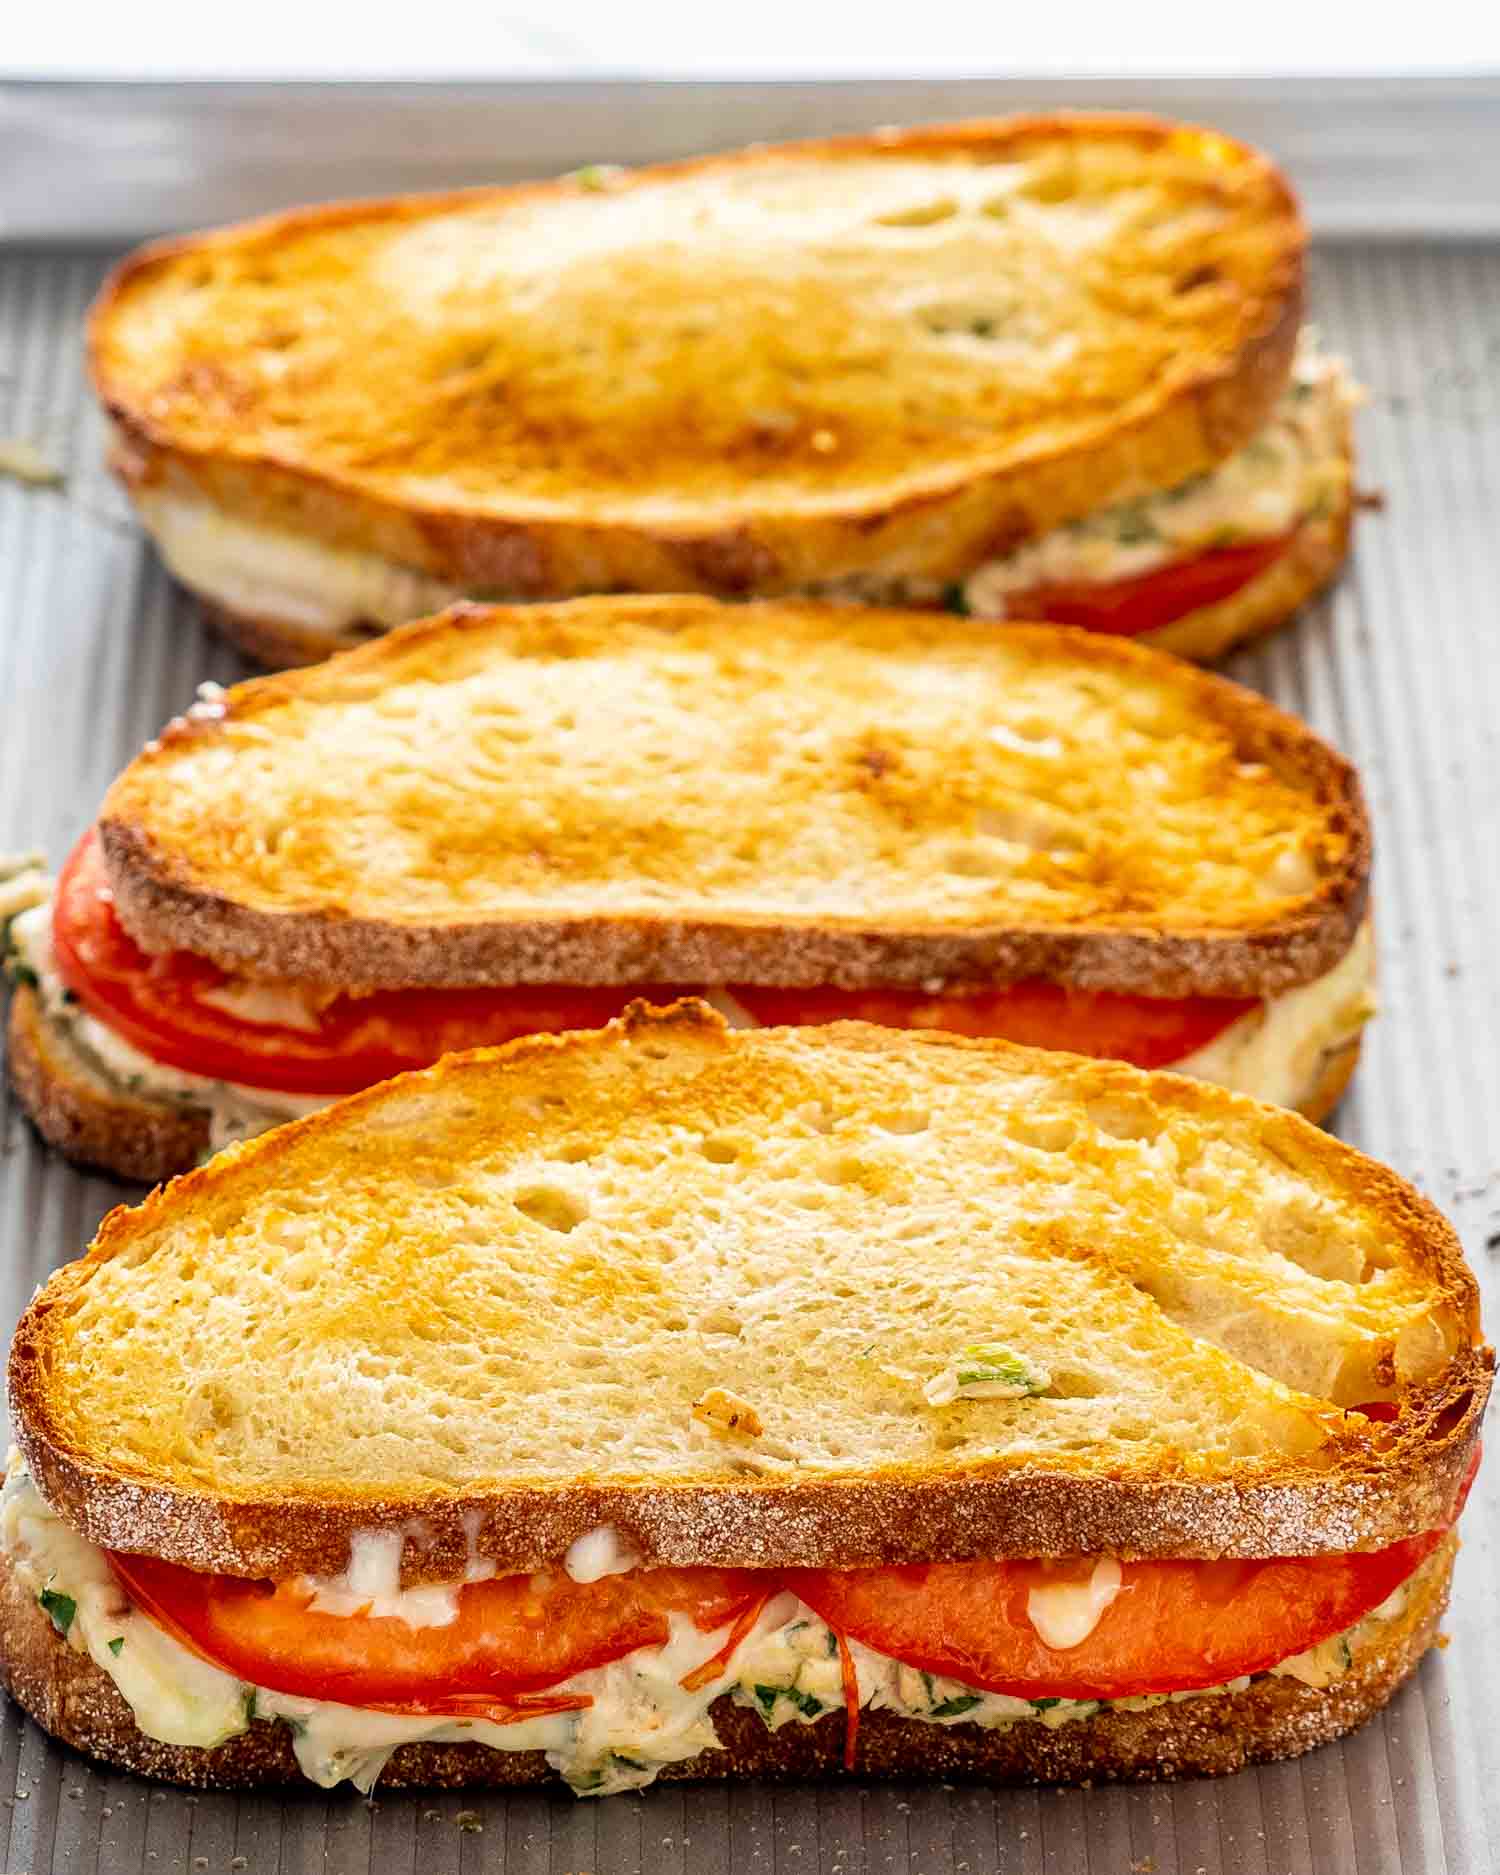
(5, 986), (211, 1183)
(0, 1537), (1453, 1793)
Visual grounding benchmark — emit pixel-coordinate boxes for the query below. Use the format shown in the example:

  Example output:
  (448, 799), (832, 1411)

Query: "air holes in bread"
(1006, 1112), (1077, 1153)
(873, 196), (958, 228)
(1084, 1097), (1161, 1143)
(920, 303), (1013, 342)
(699, 1136), (741, 1165)
(512, 1184), (590, 1233)
(877, 1108), (929, 1136)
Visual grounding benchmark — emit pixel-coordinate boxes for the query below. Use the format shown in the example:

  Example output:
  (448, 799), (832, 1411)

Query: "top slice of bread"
(10, 1006), (1488, 1581)
(91, 116), (1303, 600)
(96, 598), (1368, 998)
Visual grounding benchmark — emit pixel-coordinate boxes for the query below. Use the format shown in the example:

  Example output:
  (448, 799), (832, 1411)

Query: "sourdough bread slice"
(92, 117), (1303, 611)
(0, 1536), (1455, 1791)
(96, 600), (1370, 998)
(11, 1007), (1487, 1581)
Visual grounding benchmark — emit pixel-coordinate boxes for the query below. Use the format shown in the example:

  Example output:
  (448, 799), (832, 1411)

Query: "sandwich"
(0, 1010), (1488, 1796)
(3, 597), (1374, 1184)
(89, 115), (1356, 670)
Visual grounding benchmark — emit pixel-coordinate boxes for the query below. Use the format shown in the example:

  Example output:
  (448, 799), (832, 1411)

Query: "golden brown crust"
(92, 116), (1303, 607)
(5, 987), (208, 1184)
(9, 1008), (1489, 1580)
(0, 1536), (1455, 1791)
(1293, 1034), (1362, 1127)
(95, 603), (1372, 1001)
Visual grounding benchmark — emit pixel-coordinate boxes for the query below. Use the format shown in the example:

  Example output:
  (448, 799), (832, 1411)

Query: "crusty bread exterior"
(5, 986), (209, 1183)
(92, 117), (1303, 609)
(188, 437), (1356, 675)
(96, 601), (1370, 999)
(0, 1536), (1455, 1791)
(11, 1009), (1487, 1581)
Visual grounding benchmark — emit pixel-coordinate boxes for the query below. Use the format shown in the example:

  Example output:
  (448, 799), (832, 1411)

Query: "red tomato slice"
(52, 830), (1252, 1094)
(51, 831), (647, 1097)
(785, 1526), (1445, 1702)
(732, 982), (1255, 1071)
(106, 1551), (763, 1714)
(1004, 533), (1294, 638)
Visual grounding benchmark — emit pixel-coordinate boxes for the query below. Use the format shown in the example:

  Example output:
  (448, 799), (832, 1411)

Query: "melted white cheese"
(1026, 1559), (1124, 1650)
(565, 1525), (642, 1584)
(1173, 918), (1376, 1110)
(0, 855), (49, 925)
(301, 1530), (463, 1629)
(133, 487), (463, 644)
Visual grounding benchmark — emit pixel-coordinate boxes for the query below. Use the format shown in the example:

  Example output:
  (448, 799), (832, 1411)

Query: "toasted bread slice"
(96, 599), (1369, 998)
(92, 116), (1303, 620)
(0, 1535), (1455, 1790)
(12, 1008), (1487, 1582)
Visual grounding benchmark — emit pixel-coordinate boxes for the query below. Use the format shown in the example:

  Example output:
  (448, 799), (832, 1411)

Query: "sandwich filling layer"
(128, 341), (1353, 649)
(7, 847), (1375, 1151)
(0, 1462), (1435, 1800)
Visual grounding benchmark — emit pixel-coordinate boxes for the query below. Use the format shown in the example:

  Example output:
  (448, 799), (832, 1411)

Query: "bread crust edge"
(94, 606), (1372, 1000)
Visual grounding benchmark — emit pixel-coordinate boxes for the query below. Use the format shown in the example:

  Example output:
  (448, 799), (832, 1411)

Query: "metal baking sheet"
(1, 231), (1499, 1873)
(5, 76), (1500, 244)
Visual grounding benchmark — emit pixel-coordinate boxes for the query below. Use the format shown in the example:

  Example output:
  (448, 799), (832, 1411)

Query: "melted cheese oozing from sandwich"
(0, 1461), (1415, 1799)
(125, 344), (1352, 647)
(565, 1524), (643, 1583)
(964, 337), (1356, 612)
(1171, 919), (1375, 1111)
(130, 480), (464, 644)
(1026, 1559), (1123, 1650)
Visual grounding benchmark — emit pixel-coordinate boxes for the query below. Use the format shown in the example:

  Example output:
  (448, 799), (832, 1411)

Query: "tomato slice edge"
(1004, 532), (1296, 638)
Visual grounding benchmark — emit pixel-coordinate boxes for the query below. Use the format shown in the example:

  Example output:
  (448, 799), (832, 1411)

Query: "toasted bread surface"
(0, 1533), (1455, 1790)
(93, 117), (1303, 600)
(5, 987), (209, 1184)
(11, 1009), (1487, 1580)
(97, 600), (1369, 998)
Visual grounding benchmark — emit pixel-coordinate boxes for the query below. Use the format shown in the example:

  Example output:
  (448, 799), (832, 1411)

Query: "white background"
(6, 0), (1500, 78)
